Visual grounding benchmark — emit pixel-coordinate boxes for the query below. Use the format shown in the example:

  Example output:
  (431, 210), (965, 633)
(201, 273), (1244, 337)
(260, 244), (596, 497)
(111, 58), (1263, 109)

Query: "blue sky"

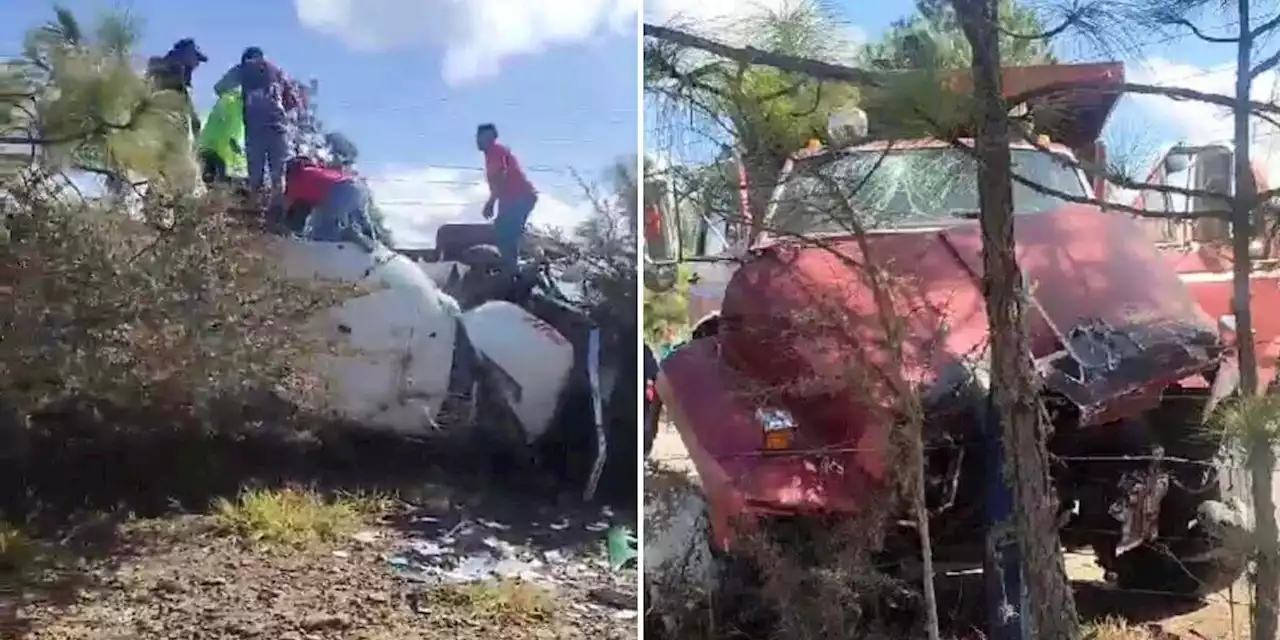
(4, 0), (640, 247)
(644, 0), (1279, 184)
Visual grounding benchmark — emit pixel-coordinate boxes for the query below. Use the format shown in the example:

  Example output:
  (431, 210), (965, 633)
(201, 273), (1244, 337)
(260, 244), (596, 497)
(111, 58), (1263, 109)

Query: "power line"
(312, 98), (637, 122)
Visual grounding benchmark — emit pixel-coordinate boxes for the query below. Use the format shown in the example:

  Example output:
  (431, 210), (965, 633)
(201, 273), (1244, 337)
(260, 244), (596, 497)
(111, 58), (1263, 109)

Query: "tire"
(1111, 503), (1251, 598)
(1110, 400), (1253, 598)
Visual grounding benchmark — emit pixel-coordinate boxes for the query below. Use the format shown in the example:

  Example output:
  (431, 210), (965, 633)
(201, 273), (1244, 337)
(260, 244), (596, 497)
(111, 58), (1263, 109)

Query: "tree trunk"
(952, 1), (1080, 638)
(741, 151), (783, 243)
(1233, 3), (1280, 638)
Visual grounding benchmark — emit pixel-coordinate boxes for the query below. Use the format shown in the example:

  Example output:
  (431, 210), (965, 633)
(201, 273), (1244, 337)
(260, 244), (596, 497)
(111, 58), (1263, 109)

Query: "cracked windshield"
(773, 147), (1091, 234)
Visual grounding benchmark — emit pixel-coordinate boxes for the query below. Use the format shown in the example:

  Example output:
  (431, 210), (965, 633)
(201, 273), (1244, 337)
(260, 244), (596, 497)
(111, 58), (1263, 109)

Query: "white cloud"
(366, 166), (593, 248)
(1127, 57), (1280, 185)
(293, 0), (636, 85)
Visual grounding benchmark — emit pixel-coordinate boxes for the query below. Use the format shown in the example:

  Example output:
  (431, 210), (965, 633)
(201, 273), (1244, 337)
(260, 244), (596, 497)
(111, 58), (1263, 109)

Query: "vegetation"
(644, 0), (1058, 238)
(0, 5), (357, 526)
(2, 6), (196, 196)
(644, 0), (1280, 639)
(863, 0), (1055, 69)
(211, 487), (382, 546)
(0, 7), (636, 640)
(423, 578), (557, 627)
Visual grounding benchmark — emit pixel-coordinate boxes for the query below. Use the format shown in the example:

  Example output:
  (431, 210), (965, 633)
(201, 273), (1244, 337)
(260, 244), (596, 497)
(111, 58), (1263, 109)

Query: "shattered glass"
(773, 147), (1090, 235)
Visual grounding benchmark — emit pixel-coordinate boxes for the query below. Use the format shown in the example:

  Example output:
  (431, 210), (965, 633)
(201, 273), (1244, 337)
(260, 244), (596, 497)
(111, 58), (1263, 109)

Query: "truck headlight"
(756, 407), (797, 451)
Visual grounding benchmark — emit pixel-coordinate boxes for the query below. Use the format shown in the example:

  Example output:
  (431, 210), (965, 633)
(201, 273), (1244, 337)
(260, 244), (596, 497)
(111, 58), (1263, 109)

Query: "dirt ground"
(10, 512), (635, 640)
(0, 424), (639, 640)
(645, 423), (1258, 640)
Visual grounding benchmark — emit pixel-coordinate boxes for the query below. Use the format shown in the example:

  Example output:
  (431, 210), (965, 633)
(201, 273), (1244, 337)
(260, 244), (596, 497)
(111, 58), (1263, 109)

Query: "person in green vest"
(198, 89), (248, 186)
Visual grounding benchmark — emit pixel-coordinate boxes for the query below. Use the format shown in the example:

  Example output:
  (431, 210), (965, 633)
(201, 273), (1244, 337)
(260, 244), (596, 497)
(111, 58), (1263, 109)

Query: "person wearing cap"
(146, 38), (207, 139)
(476, 123), (538, 270)
(213, 46), (299, 207)
(146, 38), (208, 192)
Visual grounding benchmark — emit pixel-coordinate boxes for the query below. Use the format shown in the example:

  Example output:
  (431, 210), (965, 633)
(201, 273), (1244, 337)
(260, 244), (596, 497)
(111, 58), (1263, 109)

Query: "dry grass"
(423, 578), (557, 626)
(211, 486), (386, 546)
(1083, 617), (1159, 640)
(0, 521), (34, 574)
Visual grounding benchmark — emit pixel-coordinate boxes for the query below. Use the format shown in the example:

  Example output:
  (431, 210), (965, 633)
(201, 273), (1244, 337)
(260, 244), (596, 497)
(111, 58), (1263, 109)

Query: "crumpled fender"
(656, 338), (888, 551)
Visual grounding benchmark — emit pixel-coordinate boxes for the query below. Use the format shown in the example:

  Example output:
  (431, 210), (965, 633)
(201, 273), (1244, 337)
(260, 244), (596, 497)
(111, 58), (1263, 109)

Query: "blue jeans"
(304, 179), (374, 242)
(494, 193), (537, 269)
(245, 121), (288, 199)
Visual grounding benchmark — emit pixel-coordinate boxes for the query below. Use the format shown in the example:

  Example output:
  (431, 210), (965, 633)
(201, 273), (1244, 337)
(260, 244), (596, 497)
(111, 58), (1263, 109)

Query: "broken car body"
(276, 221), (634, 502)
(649, 62), (1255, 597)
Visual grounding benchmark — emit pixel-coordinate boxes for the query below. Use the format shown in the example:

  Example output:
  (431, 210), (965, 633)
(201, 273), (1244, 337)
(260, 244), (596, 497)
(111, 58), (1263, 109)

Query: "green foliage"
(0, 178), (348, 418)
(863, 0), (1056, 70)
(0, 5), (356, 439)
(643, 265), (689, 343)
(646, 0), (860, 225)
(858, 67), (976, 139)
(1214, 394), (1280, 451)
(724, 64), (858, 172)
(9, 6), (193, 191)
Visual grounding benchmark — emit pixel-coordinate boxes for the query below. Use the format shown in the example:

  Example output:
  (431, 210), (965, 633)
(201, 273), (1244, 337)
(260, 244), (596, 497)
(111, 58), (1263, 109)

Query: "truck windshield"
(772, 147), (1090, 234)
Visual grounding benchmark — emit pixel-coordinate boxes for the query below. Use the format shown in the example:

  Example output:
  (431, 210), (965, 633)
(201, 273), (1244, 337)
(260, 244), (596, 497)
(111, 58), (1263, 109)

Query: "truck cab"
(648, 62), (1124, 341)
(1134, 142), (1280, 390)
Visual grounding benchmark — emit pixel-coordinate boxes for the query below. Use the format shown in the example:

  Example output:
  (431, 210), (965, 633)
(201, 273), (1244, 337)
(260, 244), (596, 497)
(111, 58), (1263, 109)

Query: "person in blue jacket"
(213, 46), (300, 206)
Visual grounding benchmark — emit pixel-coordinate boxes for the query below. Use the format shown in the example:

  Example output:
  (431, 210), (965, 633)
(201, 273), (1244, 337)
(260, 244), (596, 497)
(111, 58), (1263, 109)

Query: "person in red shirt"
(477, 123), (538, 269)
(280, 157), (375, 242)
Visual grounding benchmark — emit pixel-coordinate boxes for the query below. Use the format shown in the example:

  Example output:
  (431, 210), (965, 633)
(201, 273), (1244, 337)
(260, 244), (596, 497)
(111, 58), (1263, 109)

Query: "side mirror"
(1163, 151), (1192, 174)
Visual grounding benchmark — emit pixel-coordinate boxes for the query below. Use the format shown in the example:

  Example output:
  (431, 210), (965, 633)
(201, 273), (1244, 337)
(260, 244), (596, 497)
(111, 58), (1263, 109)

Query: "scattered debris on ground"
(9, 484), (638, 640)
(3, 422), (638, 640)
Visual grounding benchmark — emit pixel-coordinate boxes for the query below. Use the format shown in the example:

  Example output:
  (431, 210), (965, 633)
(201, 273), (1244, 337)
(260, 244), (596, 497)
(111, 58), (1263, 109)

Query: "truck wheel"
(1110, 461), (1252, 598)
(1106, 384), (1253, 598)
(1111, 521), (1249, 597)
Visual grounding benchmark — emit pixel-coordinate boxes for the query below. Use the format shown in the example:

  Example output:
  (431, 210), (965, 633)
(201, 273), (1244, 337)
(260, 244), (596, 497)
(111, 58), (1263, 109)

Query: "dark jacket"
(213, 60), (298, 128)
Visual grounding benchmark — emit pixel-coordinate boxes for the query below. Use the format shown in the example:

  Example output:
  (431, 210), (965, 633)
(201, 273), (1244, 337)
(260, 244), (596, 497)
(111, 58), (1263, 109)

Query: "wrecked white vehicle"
(275, 222), (636, 501)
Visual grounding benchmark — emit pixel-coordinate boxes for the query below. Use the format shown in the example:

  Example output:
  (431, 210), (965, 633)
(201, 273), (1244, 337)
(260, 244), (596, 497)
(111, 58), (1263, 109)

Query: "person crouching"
(283, 158), (376, 243)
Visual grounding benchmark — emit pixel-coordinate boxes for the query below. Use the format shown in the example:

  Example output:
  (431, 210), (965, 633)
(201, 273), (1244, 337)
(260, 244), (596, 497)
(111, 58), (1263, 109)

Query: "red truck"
(648, 62), (1255, 597)
(1133, 143), (1280, 391)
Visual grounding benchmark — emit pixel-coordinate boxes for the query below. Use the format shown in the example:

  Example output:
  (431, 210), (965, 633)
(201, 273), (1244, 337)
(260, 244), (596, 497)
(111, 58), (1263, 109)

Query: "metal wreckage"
(273, 217), (638, 503)
(645, 62), (1270, 596)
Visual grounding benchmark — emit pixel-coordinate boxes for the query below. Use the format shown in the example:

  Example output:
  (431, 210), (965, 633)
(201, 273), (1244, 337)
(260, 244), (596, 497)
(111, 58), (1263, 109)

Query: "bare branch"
(1166, 16), (1238, 43)
(644, 23), (883, 88)
(1252, 48), (1280, 80)
(1008, 80), (1280, 119)
(996, 5), (1089, 41)
(1252, 13), (1280, 39)
(647, 22), (1280, 125)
